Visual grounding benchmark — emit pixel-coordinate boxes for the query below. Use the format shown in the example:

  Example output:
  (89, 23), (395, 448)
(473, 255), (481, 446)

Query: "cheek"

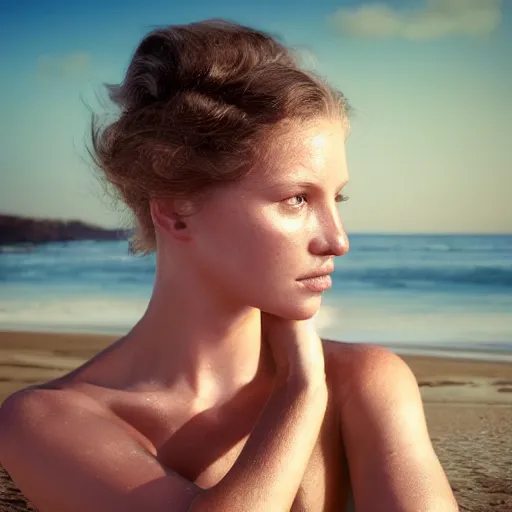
(247, 207), (306, 244)
(255, 215), (309, 263)
(242, 226), (306, 280)
(203, 204), (309, 276)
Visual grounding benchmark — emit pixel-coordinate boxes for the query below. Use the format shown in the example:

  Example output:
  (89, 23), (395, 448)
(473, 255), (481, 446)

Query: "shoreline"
(1, 329), (511, 405)
(2, 324), (512, 363)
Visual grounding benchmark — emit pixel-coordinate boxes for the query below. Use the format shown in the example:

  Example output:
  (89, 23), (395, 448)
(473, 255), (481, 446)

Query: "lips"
(298, 266), (334, 280)
(297, 274), (332, 292)
(297, 265), (334, 293)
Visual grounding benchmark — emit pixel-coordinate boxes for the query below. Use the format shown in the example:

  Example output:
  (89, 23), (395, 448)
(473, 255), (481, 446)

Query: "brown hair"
(89, 19), (351, 256)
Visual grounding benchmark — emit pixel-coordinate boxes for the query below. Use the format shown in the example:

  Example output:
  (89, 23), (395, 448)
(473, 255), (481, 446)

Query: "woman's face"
(189, 119), (350, 320)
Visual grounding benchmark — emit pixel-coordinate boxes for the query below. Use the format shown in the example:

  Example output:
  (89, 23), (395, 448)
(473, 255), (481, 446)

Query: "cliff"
(0, 214), (130, 245)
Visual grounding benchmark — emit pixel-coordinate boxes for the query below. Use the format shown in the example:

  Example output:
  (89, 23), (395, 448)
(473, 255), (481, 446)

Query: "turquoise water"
(1, 234), (511, 360)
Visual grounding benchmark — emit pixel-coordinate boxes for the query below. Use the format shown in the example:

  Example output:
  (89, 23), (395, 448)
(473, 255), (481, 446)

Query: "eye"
(284, 193), (350, 209)
(336, 193), (350, 204)
(284, 194), (308, 208)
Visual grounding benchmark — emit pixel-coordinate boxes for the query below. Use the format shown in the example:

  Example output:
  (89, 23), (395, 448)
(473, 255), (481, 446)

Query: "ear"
(149, 198), (193, 239)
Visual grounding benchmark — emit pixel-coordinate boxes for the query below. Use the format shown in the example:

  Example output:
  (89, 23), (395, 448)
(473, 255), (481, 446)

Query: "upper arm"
(338, 345), (458, 511)
(0, 389), (203, 512)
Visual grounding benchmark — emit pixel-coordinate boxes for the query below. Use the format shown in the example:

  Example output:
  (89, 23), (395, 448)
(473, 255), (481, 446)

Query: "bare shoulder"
(0, 382), (152, 462)
(0, 386), (200, 512)
(320, 343), (458, 510)
(321, 338), (406, 370)
(1, 384), (90, 419)
(0, 387), (93, 483)
(320, 339), (416, 407)
(0, 385), (100, 449)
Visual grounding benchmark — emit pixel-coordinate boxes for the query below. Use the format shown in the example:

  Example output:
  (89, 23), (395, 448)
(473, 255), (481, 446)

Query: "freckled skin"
(0, 119), (458, 511)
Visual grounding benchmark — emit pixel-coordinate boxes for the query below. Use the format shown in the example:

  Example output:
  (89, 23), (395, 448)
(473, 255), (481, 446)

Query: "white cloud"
(37, 52), (92, 79)
(328, 0), (502, 40)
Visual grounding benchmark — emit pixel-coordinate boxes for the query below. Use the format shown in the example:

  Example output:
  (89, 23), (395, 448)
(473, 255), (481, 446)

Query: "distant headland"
(0, 214), (130, 246)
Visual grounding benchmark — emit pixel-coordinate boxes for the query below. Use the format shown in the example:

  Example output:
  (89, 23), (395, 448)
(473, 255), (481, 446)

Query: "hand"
(261, 311), (326, 387)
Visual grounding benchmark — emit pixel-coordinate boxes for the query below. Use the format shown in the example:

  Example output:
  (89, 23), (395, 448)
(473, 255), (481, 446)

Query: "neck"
(121, 278), (275, 404)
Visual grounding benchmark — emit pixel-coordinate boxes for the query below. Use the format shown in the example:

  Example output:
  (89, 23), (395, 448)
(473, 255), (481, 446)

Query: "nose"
(309, 204), (350, 257)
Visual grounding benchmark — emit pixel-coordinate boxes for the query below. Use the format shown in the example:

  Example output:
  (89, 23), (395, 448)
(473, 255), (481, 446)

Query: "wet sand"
(0, 330), (511, 511)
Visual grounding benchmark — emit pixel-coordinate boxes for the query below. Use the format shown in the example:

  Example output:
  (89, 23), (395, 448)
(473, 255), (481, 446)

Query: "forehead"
(253, 119), (349, 187)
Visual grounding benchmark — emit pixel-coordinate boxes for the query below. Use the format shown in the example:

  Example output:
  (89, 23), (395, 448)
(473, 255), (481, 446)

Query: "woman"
(0, 19), (458, 511)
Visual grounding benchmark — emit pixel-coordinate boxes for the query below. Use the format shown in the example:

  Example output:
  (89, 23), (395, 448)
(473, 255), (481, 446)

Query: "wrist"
(274, 370), (328, 399)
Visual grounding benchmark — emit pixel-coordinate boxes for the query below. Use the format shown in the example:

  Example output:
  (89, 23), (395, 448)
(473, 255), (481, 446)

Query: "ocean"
(1, 234), (511, 361)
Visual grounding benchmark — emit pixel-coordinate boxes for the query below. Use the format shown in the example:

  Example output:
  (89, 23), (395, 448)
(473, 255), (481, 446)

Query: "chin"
(271, 296), (322, 321)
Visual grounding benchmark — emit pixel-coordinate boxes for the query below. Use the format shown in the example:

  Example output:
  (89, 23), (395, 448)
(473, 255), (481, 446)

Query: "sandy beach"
(0, 330), (511, 512)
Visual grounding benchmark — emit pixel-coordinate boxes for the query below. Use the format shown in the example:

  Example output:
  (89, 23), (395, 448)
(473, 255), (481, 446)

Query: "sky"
(1, 0), (511, 234)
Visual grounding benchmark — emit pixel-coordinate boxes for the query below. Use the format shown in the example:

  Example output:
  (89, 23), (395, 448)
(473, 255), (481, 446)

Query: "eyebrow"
(270, 179), (349, 191)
